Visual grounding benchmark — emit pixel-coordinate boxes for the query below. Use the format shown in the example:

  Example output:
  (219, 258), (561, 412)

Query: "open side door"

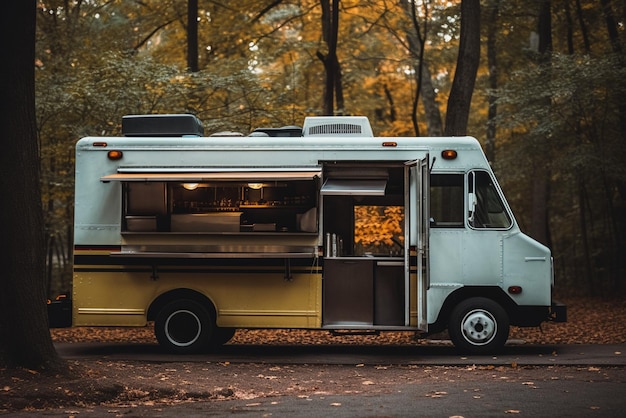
(405, 157), (429, 331)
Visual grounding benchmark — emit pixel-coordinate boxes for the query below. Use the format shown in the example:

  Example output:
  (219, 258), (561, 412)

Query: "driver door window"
(468, 171), (512, 229)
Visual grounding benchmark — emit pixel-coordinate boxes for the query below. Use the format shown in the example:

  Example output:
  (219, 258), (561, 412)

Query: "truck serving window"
(468, 170), (512, 229)
(430, 174), (464, 228)
(114, 172), (320, 234)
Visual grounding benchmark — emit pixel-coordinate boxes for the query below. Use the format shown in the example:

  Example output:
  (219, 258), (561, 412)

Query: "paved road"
(5, 342), (625, 417)
(55, 341), (626, 366)
(22, 378), (625, 418)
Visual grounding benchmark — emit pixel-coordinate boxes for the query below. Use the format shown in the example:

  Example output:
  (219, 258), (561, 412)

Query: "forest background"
(36, 0), (625, 299)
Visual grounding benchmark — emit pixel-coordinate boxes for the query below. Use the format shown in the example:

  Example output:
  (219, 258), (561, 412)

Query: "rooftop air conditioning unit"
(302, 116), (373, 137)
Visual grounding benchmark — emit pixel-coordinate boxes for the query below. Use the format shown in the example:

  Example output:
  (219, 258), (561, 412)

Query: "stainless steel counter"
(323, 256), (404, 262)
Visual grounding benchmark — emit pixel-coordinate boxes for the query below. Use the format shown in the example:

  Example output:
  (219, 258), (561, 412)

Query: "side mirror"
(468, 192), (477, 224)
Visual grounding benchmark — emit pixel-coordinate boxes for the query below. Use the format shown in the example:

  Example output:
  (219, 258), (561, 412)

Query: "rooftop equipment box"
(122, 114), (204, 137)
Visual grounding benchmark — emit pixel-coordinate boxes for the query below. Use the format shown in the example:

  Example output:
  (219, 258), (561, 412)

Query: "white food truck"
(70, 114), (566, 354)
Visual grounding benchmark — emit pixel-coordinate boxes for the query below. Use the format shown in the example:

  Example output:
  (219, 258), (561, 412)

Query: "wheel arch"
(148, 288), (216, 322)
(429, 286), (515, 334)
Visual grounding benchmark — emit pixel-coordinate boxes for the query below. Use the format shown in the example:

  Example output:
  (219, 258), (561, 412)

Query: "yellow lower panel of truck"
(73, 266), (322, 328)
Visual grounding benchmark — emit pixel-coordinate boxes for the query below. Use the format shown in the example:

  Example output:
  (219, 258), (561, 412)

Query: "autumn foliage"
(354, 205), (404, 255)
(32, 1), (626, 297)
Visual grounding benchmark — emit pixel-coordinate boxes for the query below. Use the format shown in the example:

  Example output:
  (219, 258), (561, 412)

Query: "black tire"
(448, 297), (509, 355)
(210, 327), (237, 347)
(155, 299), (213, 354)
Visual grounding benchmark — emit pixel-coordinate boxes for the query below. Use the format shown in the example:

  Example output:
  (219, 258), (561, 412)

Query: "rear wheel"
(155, 299), (213, 354)
(448, 297), (509, 355)
(210, 327), (237, 347)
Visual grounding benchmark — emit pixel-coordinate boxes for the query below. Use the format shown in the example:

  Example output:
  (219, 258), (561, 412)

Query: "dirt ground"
(1, 295), (625, 413)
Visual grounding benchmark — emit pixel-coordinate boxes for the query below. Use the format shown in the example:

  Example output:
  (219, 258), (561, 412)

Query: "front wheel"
(448, 297), (509, 355)
(155, 299), (213, 354)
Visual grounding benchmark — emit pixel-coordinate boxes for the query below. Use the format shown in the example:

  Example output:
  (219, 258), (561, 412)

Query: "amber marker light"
(92, 142), (108, 147)
(382, 141), (397, 147)
(441, 149), (457, 160)
(107, 150), (123, 160)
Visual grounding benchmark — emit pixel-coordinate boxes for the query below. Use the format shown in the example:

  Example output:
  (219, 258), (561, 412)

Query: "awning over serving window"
(320, 178), (387, 196)
(101, 168), (322, 182)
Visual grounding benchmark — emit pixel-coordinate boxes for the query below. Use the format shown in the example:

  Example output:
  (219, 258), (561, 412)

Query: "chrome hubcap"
(461, 309), (497, 345)
(165, 309), (202, 347)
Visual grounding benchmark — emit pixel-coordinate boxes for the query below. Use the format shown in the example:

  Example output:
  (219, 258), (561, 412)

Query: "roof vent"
(303, 116), (373, 137)
(251, 126), (303, 137)
(122, 114), (204, 137)
(209, 131), (244, 137)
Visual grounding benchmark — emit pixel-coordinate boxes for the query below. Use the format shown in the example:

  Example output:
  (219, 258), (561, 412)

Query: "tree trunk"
(574, 0), (590, 53)
(578, 177), (595, 294)
(317, 0), (342, 115)
(485, 0), (500, 163)
(187, 0), (199, 72)
(399, 0), (443, 136)
(383, 84), (397, 122)
(334, 56), (345, 114)
(444, 0), (481, 136)
(529, 0), (552, 247)
(419, 64), (444, 137)
(600, 0), (626, 163)
(0, 1), (64, 371)
(600, 0), (622, 54)
(599, 0), (626, 291)
(403, 0), (425, 136)
(564, 0), (574, 55)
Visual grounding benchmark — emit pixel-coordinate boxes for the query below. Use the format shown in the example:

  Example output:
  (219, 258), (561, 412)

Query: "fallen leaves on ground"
(49, 295), (626, 346)
(0, 295), (624, 413)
